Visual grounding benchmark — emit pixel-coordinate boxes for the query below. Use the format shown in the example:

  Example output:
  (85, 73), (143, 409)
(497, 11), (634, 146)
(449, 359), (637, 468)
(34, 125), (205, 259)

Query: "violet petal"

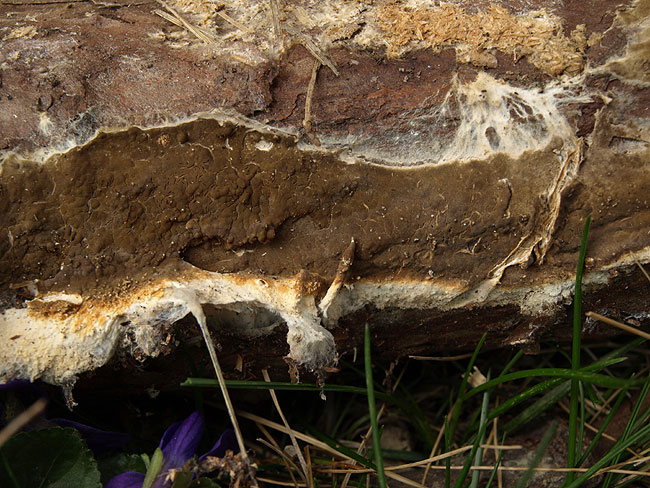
(159, 411), (203, 469)
(104, 471), (146, 488)
(199, 429), (238, 461)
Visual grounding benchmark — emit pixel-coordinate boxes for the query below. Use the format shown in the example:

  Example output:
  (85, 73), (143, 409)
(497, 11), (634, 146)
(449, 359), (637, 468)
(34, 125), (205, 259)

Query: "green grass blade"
(339, 359), (385, 391)
(567, 216), (590, 485)
(515, 421), (558, 488)
(461, 407), (482, 446)
(466, 365), (632, 400)
(305, 425), (376, 470)
(489, 377), (565, 426)
(566, 421), (650, 488)
(184, 377), (429, 425)
(612, 460), (650, 488)
(597, 338), (645, 362)
(603, 372), (650, 488)
(583, 382), (601, 408)
(0, 451), (20, 488)
(446, 333), (487, 488)
(330, 399), (353, 439)
(503, 380), (570, 434)
(448, 334), (487, 441)
(184, 379), (395, 401)
(500, 356), (630, 435)
(399, 388), (437, 449)
(364, 324), (387, 488)
(484, 434), (505, 488)
(578, 382), (585, 467)
(342, 414), (371, 441)
(444, 415), (451, 488)
(500, 350), (524, 376)
(578, 384), (630, 467)
(628, 376), (650, 434)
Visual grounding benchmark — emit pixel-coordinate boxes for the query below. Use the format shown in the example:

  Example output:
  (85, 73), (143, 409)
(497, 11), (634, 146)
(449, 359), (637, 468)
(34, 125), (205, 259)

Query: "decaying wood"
(0, 0), (649, 385)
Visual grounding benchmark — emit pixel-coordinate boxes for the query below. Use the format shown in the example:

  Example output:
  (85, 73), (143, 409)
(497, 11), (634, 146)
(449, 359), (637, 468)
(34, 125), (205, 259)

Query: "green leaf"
(141, 452), (151, 470)
(0, 427), (101, 488)
(143, 447), (164, 488)
(171, 470), (193, 488)
(98, 453), (146, 485)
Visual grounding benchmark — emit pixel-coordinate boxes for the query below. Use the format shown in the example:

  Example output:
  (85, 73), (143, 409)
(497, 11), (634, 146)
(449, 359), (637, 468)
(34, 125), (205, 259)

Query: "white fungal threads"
(337, 72), (590, 167)
(440, 73), (586, 162)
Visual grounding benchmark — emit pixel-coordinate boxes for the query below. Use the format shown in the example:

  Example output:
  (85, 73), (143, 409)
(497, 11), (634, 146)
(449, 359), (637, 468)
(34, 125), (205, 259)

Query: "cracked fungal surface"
(0, 116), (561, 300)
(1, 105), (649, 312)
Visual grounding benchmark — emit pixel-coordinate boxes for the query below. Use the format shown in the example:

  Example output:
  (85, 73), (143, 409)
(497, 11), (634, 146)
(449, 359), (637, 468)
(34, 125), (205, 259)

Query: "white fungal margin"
(2, 246), (648, 385)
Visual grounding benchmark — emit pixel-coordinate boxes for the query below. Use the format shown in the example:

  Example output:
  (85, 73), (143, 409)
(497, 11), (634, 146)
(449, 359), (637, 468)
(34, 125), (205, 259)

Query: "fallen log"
(0, 0), (649, 384)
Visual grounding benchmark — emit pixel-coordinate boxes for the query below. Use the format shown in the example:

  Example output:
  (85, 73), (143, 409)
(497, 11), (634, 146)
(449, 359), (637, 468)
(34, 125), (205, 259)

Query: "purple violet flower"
(106, 412), (236, 488)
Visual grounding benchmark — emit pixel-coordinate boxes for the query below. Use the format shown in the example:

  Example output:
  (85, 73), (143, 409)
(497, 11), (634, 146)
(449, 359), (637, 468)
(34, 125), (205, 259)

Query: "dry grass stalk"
(257, 477), (309, 487)
(0, 397), (47, 448)
(155, 0), (216, 43)
(587, 312), (650, 341)
(421, 407), (448, 484)
(239, 409), (427, 488)
(484, 415), (504, 488)
(256, 423), (302, 488)
(215, 8), (254, 34)
(633, 257), (650, 283)
(284, 25), (339, 76)
(262, 368), (311, 486)
(302, 59), (321, 146)
(269, 0), (281, 38)
(588, 365), (650, 423)
(257, 437), (305, 485)
(321, 464), (650, 477)
(188, 293), (257, 488)
(558, 400), (643, 460)
(304, 446), (314, 487)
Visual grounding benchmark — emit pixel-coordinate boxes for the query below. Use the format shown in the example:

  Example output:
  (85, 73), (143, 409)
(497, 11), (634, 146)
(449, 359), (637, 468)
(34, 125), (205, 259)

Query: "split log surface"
(0, 0), (649, 383)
